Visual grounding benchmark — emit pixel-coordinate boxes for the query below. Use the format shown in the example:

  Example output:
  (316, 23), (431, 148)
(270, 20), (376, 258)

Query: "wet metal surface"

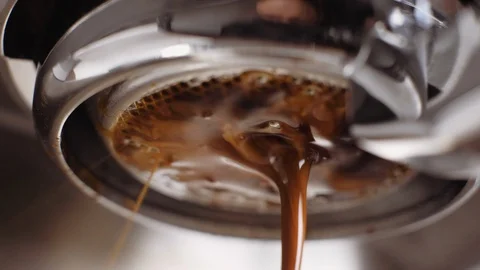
(1, 86), (480, 270)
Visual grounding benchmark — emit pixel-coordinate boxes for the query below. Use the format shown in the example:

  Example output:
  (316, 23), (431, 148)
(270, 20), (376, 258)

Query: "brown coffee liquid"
(109, 70), (406, 270)
(108, 171), (155, 269)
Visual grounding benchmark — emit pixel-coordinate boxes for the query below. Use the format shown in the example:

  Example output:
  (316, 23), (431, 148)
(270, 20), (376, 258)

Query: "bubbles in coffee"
(109, 70), (409, 270)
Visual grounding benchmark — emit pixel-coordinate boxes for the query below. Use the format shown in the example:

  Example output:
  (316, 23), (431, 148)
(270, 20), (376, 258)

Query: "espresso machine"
(2, 0), (480, 269)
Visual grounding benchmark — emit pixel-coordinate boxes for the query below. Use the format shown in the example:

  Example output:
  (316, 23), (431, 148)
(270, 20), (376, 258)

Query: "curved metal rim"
(0, 0), (37, 114)
(37, 59), (473, 240)
(30, 0), (480, 241)
(0, 0), (18, 55)
(355, 179), (479, 242)
(33, 28), (354, 239)
(58, 95), (476, 240)
(60, 122), (479, 241)
(1, 104), (476, 242)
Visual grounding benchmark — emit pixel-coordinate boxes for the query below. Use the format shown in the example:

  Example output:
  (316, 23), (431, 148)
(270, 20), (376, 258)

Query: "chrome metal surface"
(352, 7), (480, 179)
(354, 83), (480, 179)
(26, 0), (475, 239)
(0, 0), (37, 113)
(1, 120), (480, 270)
(3, 0), (474, 179)
(76, 63), (469, 239)
(162, 0), (435, 119)
(3, 0), (480, 269)
(26, 0), (480, 185)
(31, 0), (446, 163)
(344, 0), (437, 119)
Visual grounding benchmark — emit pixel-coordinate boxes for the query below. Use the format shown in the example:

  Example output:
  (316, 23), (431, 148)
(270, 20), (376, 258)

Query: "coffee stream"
(108, 171), (155, 269)
(110, 71), (404, 270)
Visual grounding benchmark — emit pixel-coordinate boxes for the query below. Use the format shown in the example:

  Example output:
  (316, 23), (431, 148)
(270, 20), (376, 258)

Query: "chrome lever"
(354, 83), (480, 179)
(345, 0), (435, 121)
(351, 5), (480, 179)
(344, 22), (425, 120)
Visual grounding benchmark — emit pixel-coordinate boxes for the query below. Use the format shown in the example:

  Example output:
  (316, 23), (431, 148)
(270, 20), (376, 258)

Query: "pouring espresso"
(102, 2), (409, 267)
(23, 0), (474, 269)
(108, 70), (408, 270)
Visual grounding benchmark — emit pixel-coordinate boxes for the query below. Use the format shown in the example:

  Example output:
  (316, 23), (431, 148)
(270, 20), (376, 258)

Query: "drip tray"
(61, 104), (473, 240)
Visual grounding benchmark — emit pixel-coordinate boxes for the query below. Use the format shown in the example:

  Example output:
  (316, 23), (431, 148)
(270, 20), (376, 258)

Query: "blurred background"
(2, 0), (480, 269)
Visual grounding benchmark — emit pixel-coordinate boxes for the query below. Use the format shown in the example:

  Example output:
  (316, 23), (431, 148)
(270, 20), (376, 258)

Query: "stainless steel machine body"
(3, 0), (480, 269)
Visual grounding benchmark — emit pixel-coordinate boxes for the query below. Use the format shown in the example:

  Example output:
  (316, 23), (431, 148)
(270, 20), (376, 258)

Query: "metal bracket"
(345, 0), (436, 121)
